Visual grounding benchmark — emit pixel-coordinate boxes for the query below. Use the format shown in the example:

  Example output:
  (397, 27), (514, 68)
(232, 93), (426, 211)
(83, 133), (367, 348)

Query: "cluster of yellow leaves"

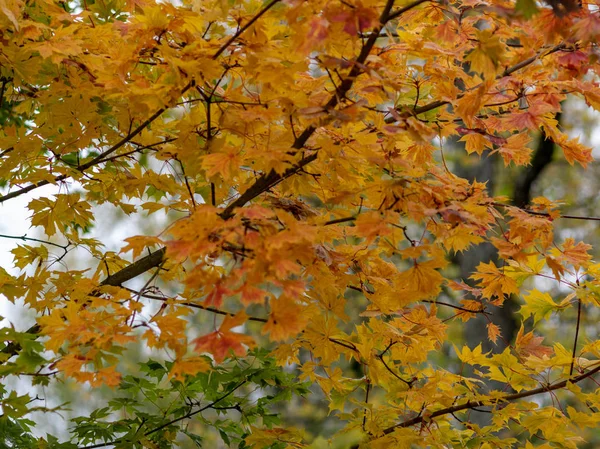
(4, 0), (600, 446)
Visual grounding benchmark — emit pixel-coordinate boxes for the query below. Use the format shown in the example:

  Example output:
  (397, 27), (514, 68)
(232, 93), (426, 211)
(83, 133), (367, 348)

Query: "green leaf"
(515, 0), (539, 18)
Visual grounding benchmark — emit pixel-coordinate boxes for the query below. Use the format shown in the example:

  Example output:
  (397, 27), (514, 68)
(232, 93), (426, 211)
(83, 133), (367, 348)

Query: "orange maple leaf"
(487, 322), (501, 345)
(262, 298), (309, 341)
(552, 238), (592, 270)
(515, 326), (553, 359)
(192, 312), (255, 363)
(470, 261), (519, 303)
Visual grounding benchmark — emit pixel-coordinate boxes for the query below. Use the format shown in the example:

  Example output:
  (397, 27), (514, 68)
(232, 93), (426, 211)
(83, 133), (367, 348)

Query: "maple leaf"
(470, 262), (519, 303)
(551, 238), (592, 269)
(504, 102), (556, 132)
(262, 298), (309, 341)
(204, 281), (232, 308)
(465, 30), (504, 79)
(555, 134), (593, 168)
(515, 326), (553, 359)
(239, 284), (268, 305)
(494, 133), (533, 166)
(202, 145), (242, 181)
(454, 85), (487, 124)
(520, 290), (559, 324)
(326, 3), (378, 36)
(169, 356), (211, 381)
(487, 322), (501, 345)
(298, 16), (329, 55)
(397, 260), (445, 302)
(192, 312), (255, 363)
(120, 236), (162, 259)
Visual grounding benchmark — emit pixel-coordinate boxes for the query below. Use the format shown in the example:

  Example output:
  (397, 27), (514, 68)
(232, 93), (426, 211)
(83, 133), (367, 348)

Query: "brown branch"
(0, 146), (13, 158)
(381, 363), (600, 434)
(1, 247), (168, 361)
(387, 0), (429, 21)
(421, 299), (489, 315)
(491, 202), (600, 222)
(220, 151), (318, 219)
(93, 137), (179, 165)
(220, 0), (399, 218)
(324, 216), (357, 225)
(399, 43), (567, 119)
(0, 233), (70, 250)
(133, 290), (268, 323)
(377, 353), (414, 386)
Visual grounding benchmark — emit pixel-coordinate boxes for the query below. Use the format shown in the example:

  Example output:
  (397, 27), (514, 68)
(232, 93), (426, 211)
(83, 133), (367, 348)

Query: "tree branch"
(0, 247), (168, 361)
(381, 363), (600, 434)
(220, 0), (399, 218)
(398, 43), (567, 119)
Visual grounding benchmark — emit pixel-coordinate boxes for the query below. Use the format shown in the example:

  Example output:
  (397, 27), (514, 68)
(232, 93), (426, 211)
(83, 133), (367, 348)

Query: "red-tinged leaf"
(298, 16), (329, 55)
(555, 134), (593, 168)
(557, 51), (588, 71)
(515, 326), (553, 359)
(193, 312), (255, 363)
(239, 284), (267, 305)
(504, 102), (556, 131)
(204, 282), (231, 308)
(192, 330), (255, 363)
(326, 4), (378, 36)
(494, 133), (533, 166)
(553, 238), (592, 269)
(202, 148), (241, 180)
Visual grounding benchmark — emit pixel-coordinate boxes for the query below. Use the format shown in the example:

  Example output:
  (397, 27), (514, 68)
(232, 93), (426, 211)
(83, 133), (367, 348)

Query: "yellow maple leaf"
(471, 261), (519, 303)
(262, 298), (309, 341)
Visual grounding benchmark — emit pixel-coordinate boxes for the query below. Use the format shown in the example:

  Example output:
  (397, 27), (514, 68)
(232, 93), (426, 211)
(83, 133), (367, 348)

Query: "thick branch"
(403, 43), (567, 118)
(382, 363), (600, 434)
(221, 0), (400, 217)
(0, 247), (167, 360)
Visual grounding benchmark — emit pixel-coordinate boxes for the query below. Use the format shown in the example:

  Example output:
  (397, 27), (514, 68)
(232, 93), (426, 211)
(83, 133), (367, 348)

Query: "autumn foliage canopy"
(3, 0), (600, 446)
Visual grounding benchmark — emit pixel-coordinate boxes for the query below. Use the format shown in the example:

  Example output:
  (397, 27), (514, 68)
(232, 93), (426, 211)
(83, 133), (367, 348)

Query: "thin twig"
(492, 201), (600, 222)
(570, 297), (582, 376)
(421, 299), (489, 315)
(131, 290), (268, 323)
(0, 233), (69, 250)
